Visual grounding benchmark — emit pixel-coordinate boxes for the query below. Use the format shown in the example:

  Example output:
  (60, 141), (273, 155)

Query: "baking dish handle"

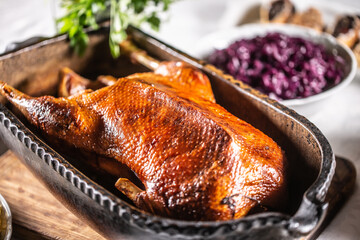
(287, 196), (328, 237)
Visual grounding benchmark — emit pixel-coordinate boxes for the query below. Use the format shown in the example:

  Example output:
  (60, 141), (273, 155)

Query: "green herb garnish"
(57, 0), (173, 57)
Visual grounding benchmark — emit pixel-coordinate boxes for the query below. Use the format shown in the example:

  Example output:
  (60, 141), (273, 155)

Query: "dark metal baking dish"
(0, 26), (335, 239)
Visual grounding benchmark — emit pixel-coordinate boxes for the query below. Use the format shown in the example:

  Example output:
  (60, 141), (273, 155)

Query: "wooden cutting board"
(0, 150), (105, 240)
(0, 150), (356, 239)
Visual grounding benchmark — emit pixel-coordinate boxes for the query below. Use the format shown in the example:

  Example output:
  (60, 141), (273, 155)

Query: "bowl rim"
(194, 23), (358, 107)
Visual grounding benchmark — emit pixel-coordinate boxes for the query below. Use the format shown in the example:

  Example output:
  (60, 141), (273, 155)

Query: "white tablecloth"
(0, 0), (359, 239)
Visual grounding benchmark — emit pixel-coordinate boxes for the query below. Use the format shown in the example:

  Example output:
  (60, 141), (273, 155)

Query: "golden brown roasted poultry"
(0, 61), (286, 221)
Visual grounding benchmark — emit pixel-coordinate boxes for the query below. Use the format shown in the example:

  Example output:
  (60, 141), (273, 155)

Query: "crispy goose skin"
(58, 67), (118, 97)
(0, 62), (286, 221)
(58, 61), (216, 103)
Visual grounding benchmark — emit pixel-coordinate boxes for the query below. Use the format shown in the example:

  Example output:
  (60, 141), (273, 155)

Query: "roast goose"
(0, 50), (287, 221)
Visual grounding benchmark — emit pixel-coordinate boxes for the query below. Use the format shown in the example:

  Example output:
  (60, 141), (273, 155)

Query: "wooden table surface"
(0, 150), (105, 240)
(0, 148), (355, 240)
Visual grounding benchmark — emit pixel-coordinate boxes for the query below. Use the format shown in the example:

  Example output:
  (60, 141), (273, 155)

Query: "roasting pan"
(0, 26), (338, 239)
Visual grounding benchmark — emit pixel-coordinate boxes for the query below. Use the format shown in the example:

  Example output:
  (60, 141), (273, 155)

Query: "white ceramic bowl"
(194, 23), (357, 118)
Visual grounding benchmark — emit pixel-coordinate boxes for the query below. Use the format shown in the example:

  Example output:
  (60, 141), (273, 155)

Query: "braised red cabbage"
(208, 33), (345, 100)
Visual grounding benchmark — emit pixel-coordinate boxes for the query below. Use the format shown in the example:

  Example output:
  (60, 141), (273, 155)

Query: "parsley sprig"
(57, 0), (173, 57)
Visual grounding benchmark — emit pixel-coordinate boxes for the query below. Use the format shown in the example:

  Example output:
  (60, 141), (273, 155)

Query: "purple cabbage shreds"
(207, 32), (346, 100)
